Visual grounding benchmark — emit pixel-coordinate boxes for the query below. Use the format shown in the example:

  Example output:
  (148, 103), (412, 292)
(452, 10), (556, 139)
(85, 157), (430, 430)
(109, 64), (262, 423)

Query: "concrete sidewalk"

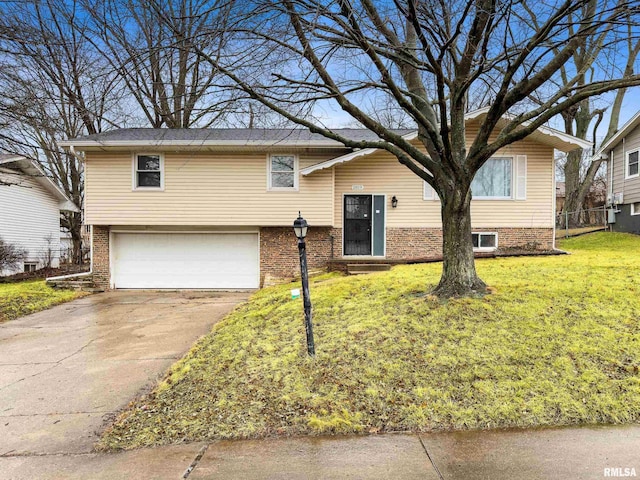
(1, 425), (638, 479)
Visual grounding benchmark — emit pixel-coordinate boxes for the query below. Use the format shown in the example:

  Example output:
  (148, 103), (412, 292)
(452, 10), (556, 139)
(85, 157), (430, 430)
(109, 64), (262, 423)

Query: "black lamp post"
(293, 212), (315, 357)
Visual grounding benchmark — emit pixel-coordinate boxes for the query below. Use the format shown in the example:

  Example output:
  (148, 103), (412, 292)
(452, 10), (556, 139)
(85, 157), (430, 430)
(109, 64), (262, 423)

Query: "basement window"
(134, 154), (163, 189)
(23, 263), (38, 273)
(631, 202), (640, 216)
(472, 232), (498, 251)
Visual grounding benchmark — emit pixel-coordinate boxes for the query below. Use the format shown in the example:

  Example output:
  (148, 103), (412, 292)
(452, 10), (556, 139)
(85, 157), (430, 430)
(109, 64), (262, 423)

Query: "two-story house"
(594, 110), (640, 233)
(60, 109), (589, 290)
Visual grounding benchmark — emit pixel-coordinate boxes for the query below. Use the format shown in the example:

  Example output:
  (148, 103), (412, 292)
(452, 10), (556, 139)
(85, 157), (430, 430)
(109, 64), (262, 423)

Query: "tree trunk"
(71, 229), (84, 265)
(433, 189), (487, 297)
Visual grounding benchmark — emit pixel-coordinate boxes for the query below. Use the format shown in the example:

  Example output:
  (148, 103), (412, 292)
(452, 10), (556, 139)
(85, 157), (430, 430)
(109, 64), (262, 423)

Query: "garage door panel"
(113, 233), (259, 289)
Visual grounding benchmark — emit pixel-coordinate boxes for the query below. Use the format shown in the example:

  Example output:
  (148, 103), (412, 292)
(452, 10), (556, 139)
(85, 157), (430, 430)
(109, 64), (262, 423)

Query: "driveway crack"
(418, 434), (445, 480)
(182, 444), (208, 479)
(0, 336), (104, 392)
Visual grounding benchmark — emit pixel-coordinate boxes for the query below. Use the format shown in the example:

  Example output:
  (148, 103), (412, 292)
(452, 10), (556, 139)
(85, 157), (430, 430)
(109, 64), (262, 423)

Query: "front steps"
(47, 274), (104, 293)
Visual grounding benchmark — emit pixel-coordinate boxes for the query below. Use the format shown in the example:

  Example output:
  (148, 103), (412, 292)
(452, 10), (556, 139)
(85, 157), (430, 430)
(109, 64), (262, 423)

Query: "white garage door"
(112, 232), (259, 289)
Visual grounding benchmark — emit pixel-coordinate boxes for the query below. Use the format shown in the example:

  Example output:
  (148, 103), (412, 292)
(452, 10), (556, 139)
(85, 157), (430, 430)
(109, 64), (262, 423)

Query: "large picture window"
(471, 157), (512, 199)
(134, 154), (162, 189)
(268, 154), (297, 190)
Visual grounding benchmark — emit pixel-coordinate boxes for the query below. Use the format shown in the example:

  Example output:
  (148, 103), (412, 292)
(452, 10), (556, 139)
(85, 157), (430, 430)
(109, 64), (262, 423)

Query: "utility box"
(608, 208), (617, 224)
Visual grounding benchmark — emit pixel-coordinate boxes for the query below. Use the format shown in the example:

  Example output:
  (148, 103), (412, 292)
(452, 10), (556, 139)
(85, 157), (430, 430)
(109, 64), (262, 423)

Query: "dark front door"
(344, 195), (372, 255)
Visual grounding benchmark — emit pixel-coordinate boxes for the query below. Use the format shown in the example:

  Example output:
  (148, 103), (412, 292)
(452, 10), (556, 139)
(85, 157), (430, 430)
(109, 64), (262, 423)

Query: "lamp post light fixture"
(391, 195), (398, 208)
(293, 212), (315, 357)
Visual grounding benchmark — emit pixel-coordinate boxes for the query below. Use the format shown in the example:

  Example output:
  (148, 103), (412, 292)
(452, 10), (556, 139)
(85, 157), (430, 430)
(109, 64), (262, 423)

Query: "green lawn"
(0, 280), (87, 323)
(100, 232), (640, 450)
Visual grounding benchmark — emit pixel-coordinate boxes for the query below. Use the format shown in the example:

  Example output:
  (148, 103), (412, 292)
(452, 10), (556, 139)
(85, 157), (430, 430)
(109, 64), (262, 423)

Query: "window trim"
(472, 156), (514, 201)
(472, 232), (498, 252)
(626, 150), (639, 180)
(267, 153), (299, 191)
(132, 153), (164, 191)
(422, 168), (439, 201)
(631, 202), (640, 216)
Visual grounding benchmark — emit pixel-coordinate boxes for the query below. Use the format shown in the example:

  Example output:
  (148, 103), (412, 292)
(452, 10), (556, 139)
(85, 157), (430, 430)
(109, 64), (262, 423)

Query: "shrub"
(0, 237), (26, 272)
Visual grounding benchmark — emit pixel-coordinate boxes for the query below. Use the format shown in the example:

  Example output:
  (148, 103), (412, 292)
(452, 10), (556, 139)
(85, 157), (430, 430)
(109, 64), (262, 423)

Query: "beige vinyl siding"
(334, 135), (554, 228)
(85, 152), (335, 226)
(611, 125), (640, 204)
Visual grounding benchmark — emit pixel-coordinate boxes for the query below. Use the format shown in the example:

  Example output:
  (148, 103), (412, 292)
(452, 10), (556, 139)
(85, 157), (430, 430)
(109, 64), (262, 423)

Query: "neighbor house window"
(23, 263), (37, 273)
(627, 151), (639, 179)
(134, 154), (163, 189)
(268, 154), (297, 190)
(471, 157), (512, 199)
(472, 232), (498, 251)
(631, 202), (640, 216)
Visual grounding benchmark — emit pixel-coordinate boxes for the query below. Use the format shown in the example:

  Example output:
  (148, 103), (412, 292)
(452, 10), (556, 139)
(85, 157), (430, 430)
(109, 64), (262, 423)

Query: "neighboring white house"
(0, 154), (79, 276)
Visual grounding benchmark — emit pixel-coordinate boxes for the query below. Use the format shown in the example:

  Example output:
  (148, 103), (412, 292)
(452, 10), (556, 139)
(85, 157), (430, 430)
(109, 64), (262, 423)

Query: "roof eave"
(3, 156), (79, 212)
(591, 109), (640, 160)
(58, 139), (354, 149)
(301, 131), (419, 176)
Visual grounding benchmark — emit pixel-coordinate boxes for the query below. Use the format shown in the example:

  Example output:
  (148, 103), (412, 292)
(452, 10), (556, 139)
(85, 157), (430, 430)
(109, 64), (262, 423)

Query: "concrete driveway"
(0, 290), (249, 458)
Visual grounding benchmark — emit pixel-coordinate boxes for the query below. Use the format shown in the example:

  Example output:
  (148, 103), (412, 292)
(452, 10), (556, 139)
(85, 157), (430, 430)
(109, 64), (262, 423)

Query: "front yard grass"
(0, 280), (87, 323)
(100, 232), (640, 450)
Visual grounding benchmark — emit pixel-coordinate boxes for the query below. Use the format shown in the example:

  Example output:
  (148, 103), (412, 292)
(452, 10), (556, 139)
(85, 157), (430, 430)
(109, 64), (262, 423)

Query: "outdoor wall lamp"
(293, 212), (315, 357)
(391, 195), (398, 208)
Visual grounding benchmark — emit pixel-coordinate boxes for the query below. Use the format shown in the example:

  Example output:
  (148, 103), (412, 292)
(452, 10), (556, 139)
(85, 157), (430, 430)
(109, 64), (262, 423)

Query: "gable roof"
(0, 155), (79, 212)
(302, 108), (592, 176)
(591, 109), (640, 160)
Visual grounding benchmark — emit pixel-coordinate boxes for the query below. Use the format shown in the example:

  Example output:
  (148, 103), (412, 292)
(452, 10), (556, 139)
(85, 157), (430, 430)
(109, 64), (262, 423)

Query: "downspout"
(45, 144), (92, 283)
(609, 148), (614, 201)
(622, 137), (626, 202)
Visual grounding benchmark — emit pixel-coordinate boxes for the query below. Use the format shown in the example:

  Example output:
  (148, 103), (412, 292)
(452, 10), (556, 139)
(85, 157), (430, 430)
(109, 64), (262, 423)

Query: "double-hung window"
(471, 157), (513, 199)
(268, 154), (297, 190)
(134, 154), (163, 189)
(627, 150), (639, 179)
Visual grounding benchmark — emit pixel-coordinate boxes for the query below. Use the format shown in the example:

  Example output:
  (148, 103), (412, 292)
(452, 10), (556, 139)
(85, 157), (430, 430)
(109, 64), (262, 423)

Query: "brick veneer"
(259, 227), (334, 285)
(91, 225), (554, 288)
(327, 227), (552, 260)
(260, 226), (554, 283)
(92, 225), (110, 290)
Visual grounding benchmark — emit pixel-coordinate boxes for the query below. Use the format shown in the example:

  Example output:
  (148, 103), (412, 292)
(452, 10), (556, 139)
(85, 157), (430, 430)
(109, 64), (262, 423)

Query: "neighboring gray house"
(0, 154), (79, 275)
(595, 110), (640, 234)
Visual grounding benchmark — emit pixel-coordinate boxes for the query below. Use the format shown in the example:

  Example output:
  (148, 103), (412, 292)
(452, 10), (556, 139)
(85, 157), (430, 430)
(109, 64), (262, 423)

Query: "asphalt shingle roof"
(67, 128), (414, 143)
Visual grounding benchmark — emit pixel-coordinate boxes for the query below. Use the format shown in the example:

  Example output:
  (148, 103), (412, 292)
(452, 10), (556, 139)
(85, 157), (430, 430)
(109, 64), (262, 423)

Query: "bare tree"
(0, 0), (123, 263)
(546, 12), (640, 225)
(193, 0), (640, 296)
(0, 237), (26, 273)
(82, 0), (233, 128)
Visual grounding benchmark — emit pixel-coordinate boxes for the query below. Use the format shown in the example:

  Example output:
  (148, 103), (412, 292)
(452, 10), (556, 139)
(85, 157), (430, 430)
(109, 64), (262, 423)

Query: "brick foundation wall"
(329, 227), (552, 261)
(92, 226), (110, 290)
(259, 227), (334, 286)
(94, 225), (554, 288)
(493, 227), (554, 251)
